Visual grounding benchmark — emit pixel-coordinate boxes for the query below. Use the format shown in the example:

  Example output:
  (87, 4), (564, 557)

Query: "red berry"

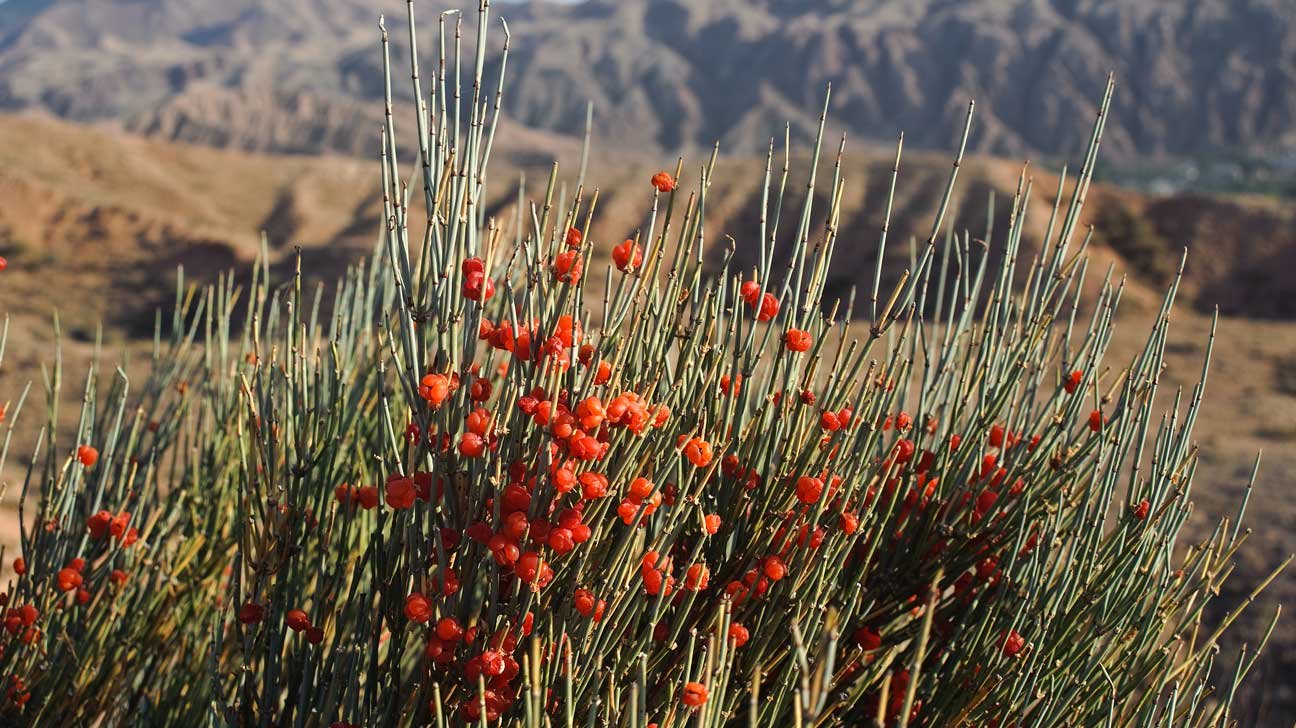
(552, 250), (583, 284)
(681, 681), (708, 708)
(458, 432), (487, 458)
(839, 511), (860, 534)
(784, 328), (812, 353)
(1001, 629), (1026, 657)
(854, 626), (882, 650)
(1133, 499), (1150, 520)
(238, 603), (264, 624)
(612, 239), (643, 272)
(989, 424), (1005, 448)
(762, 556), (787, 581)
(684, 563), (710, 591)
(728, 623), (750, 647)
(404, 593), (433, 623)
(795, 475), (824, 504)
(702, 514), (721, 535)
(1064, 369), (1083, 394)
(682, 437), (713, 468)
(286, 609), (311, 632)
(56, 568), (83, 592)
(436, 617), (464, 642)
(385, 476), (417, 510)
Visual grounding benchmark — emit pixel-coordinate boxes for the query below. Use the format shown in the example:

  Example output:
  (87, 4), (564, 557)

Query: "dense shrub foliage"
(0, 3), (1283, 726)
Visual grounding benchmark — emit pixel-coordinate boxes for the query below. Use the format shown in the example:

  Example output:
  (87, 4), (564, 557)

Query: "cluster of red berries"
(739, 280), (780, 321)
(419, 612), (534, 721)
(238, 602), (324, 644)
(461, 257), (496, 302)
(5, 676), (29, 708)
(86, 509), (139, 546)
(1, 600), (38, 643)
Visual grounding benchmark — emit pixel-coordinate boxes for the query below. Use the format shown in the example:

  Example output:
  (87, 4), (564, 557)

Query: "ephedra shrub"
(0, 3), (1285, 726)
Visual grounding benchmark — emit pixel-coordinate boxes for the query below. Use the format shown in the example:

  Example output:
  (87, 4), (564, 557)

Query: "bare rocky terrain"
(1, 0), (1293, 161)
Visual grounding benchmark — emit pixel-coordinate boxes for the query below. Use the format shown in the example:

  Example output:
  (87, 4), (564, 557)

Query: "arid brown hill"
(4, 113), (1295, 329)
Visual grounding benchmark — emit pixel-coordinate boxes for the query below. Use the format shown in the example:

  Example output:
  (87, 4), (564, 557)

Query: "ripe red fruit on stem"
(386, 476), (417, 510)
(1001, 629), (1026, 657)
(682, 437), (713, 467)
(681, 682), (708, 707)
(238, 602), (265, 625)
(1065, 369), (1083, 394)
(404, 593), (433, 623)
(436, 617), (464, 642)
(853, 626), (882, 650)
(1133, 499), (1150, 520)
(552, 250), (583, 284)
(286, 609), (311, 632)
(77, 445), (99, 467)
(56, 568), (83, 592)
(612, 239), (643, 272)
(784, 328), (811, 352)
(651, 171), (676, 193)
(989, 424), (1005, 448)
(795, 475), (824, 504)
(702, 514), (721, 535)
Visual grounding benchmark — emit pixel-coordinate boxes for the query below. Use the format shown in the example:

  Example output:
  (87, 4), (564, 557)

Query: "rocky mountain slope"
(2, 0), (1293, 161)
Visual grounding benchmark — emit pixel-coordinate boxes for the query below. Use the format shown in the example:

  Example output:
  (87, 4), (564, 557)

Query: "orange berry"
(56, 568), (82, 592)
(702, 514), (721, 535)
(728, 623), (750, 647)
(436, 617), (464, 642)
(795, 475), (824, 504)
(404, 593), (433, 623)
(784, 328), (812, 352)
(681, 681), (708, 708)
(682, 437), (713, 468)
(612, 239), (643, 272)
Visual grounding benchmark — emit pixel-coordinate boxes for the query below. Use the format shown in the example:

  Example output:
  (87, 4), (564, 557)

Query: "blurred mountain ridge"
(1, 0), (1293, 166)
